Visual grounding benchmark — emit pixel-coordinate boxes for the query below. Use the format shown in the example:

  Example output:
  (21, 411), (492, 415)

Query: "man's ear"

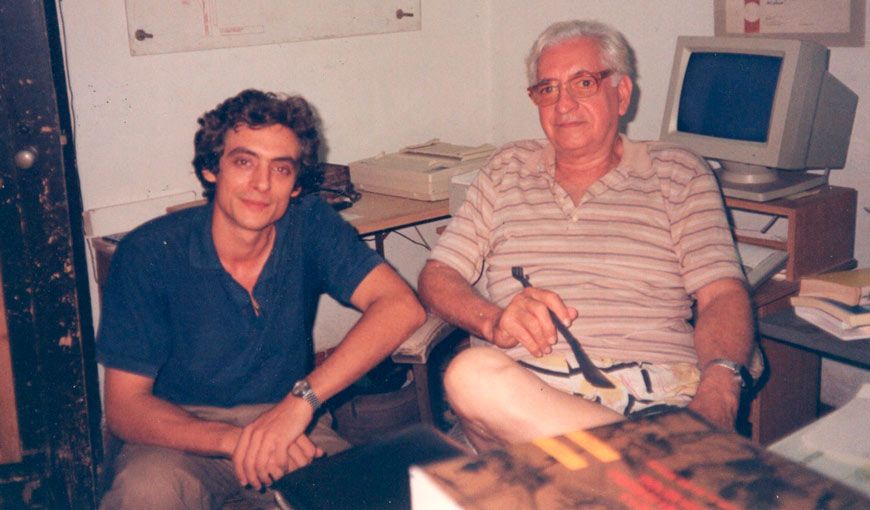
(616, 75), (633, 116)
(202, 169), (218, 183)
(290, 186), (302, 199)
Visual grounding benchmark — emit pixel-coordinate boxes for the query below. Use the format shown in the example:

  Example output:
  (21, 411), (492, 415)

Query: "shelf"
(726, 186), (857, 283)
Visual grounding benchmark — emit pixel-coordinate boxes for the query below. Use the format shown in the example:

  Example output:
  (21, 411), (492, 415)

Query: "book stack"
(790, 268), (870, 340)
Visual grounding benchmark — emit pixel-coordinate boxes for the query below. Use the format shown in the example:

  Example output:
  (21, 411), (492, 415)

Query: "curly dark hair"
(192, 89), (322, 199)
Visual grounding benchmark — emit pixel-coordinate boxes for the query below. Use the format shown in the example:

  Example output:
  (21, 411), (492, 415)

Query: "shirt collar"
(189, 202), (222, 270)
(188, 199), (297, 279)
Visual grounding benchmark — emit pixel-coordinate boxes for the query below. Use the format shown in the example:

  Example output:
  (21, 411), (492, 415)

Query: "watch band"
(703, 358), (752, 389)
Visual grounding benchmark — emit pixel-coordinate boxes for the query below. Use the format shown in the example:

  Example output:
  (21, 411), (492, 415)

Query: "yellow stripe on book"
(532, 437), (588, 470)
(565, 430), (621, 462)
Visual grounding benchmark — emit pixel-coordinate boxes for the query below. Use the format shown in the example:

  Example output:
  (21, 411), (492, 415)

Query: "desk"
(340, 191), (449, 254)
(759, 308), (870, 367)
(728, 187), (859, 444)
(750, 308), (869, 445)
(343, 191), (449, 236)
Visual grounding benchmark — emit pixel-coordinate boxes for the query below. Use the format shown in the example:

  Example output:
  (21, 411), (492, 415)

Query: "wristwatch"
(291, 379), (321, 411)
(704, 359), (753, 390)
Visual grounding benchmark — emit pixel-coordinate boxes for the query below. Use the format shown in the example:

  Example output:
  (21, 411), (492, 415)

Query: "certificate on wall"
(715, 0), (865, 47)
(124, 0), (421, 56)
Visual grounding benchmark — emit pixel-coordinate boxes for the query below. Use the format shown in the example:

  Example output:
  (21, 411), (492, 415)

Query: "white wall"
(489, 1), (716, 143)
(61, 1), (869, 397)
(59, 0), (493, 349)
(488, 2), (869, 270)
(60, 1), (494, 209)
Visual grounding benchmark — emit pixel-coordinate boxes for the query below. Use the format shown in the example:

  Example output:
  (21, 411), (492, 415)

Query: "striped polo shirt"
(429, 136), (744, 365)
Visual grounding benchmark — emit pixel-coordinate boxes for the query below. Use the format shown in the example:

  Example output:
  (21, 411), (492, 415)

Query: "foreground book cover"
(410, 410), (867, 509)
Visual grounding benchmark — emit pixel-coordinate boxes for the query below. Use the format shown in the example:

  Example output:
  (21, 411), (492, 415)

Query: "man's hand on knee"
(232, 399), (319, 489)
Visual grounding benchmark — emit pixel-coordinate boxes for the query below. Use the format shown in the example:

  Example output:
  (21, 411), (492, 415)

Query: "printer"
(348, 139), (495, 201)
(448, 169), (478, 215)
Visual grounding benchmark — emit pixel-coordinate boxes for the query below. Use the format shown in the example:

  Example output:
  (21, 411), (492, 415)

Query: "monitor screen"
(678, 52), (782, 143)
(660, 36), (857, 202)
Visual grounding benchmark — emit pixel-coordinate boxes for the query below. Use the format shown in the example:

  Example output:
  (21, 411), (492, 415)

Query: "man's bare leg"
(443, 346), (624, 451)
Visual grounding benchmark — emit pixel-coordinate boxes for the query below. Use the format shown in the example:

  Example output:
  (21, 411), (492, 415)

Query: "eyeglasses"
(527, 69), (615, 106)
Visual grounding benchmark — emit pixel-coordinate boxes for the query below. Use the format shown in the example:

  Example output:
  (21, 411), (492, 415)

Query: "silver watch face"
(292, 379), (310, 396)
(291, 379), (320, 410)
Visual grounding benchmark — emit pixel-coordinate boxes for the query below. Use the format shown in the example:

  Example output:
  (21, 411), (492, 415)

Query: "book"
(271, 425), (466, 510)
(793, 306), (870, 341)
(409, 409), (867, 509)
(799, 268), (870, 306)
(790, 295), (870, 328)
(735, 242), (788, 290)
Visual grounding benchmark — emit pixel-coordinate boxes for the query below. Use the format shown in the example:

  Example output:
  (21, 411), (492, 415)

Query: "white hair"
(525, 19), (636, 86)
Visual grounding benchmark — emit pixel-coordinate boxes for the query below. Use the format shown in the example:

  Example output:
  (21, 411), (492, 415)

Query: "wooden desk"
(343, 191), (449, 236)
(759, 308), (870, 368)
(726, 186), (859, 444)
(341, 191), (449, 254)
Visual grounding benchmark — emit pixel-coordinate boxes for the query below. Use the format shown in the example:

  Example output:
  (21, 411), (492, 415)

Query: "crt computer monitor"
(660, 36), (858, 202)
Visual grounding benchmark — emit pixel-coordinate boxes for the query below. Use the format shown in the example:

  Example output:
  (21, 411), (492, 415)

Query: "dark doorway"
(0, 0), (101, 507)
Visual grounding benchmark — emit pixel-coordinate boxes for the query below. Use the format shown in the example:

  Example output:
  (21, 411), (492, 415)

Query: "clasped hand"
(232, 397), (324, 490)
(490, 287), (577, 357)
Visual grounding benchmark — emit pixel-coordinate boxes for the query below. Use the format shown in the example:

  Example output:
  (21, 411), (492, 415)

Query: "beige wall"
(62, 1), (870, 271)
(60, 1), (870, 400)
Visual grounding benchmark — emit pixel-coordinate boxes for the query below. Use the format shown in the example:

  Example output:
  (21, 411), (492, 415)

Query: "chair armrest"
(391, 314), (456, 365)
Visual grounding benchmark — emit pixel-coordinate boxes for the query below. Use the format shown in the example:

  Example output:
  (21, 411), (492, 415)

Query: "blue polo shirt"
(96, 195), (383, 407)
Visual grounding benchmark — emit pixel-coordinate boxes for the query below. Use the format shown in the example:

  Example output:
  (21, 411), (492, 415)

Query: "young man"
(418, 20), (758, 451)
(98, 89), (425, 509)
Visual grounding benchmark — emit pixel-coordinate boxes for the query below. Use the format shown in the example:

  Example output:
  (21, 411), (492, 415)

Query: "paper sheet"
(769, 383), (870, 496)
(802, 384), (870, 465)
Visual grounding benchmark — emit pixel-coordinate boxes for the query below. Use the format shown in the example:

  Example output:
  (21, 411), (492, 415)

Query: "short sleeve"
(306, 199), (383, 305)
(657, 149), (745, 295)
(428, 169), (497, 283)
(96, 236), (173, 377)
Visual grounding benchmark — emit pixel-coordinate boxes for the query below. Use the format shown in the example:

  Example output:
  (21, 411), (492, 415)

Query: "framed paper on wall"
(124, 0), (421, 56)
(714, 0), (865, 47)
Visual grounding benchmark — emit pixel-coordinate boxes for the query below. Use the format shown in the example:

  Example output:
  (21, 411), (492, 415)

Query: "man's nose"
(555, 86), (578, 113)
(252, 163), (271, 191)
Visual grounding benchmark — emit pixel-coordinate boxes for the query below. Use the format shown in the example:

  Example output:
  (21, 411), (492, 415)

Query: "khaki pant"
(100, 404), (350, 510)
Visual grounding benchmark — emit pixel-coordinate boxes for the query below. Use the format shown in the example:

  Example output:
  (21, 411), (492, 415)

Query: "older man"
(418, 20), (756, 451)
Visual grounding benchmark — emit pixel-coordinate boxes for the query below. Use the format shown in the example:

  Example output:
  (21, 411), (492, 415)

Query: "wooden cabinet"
(727, 186), (857, 284)
(726, 186), (858, 444)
